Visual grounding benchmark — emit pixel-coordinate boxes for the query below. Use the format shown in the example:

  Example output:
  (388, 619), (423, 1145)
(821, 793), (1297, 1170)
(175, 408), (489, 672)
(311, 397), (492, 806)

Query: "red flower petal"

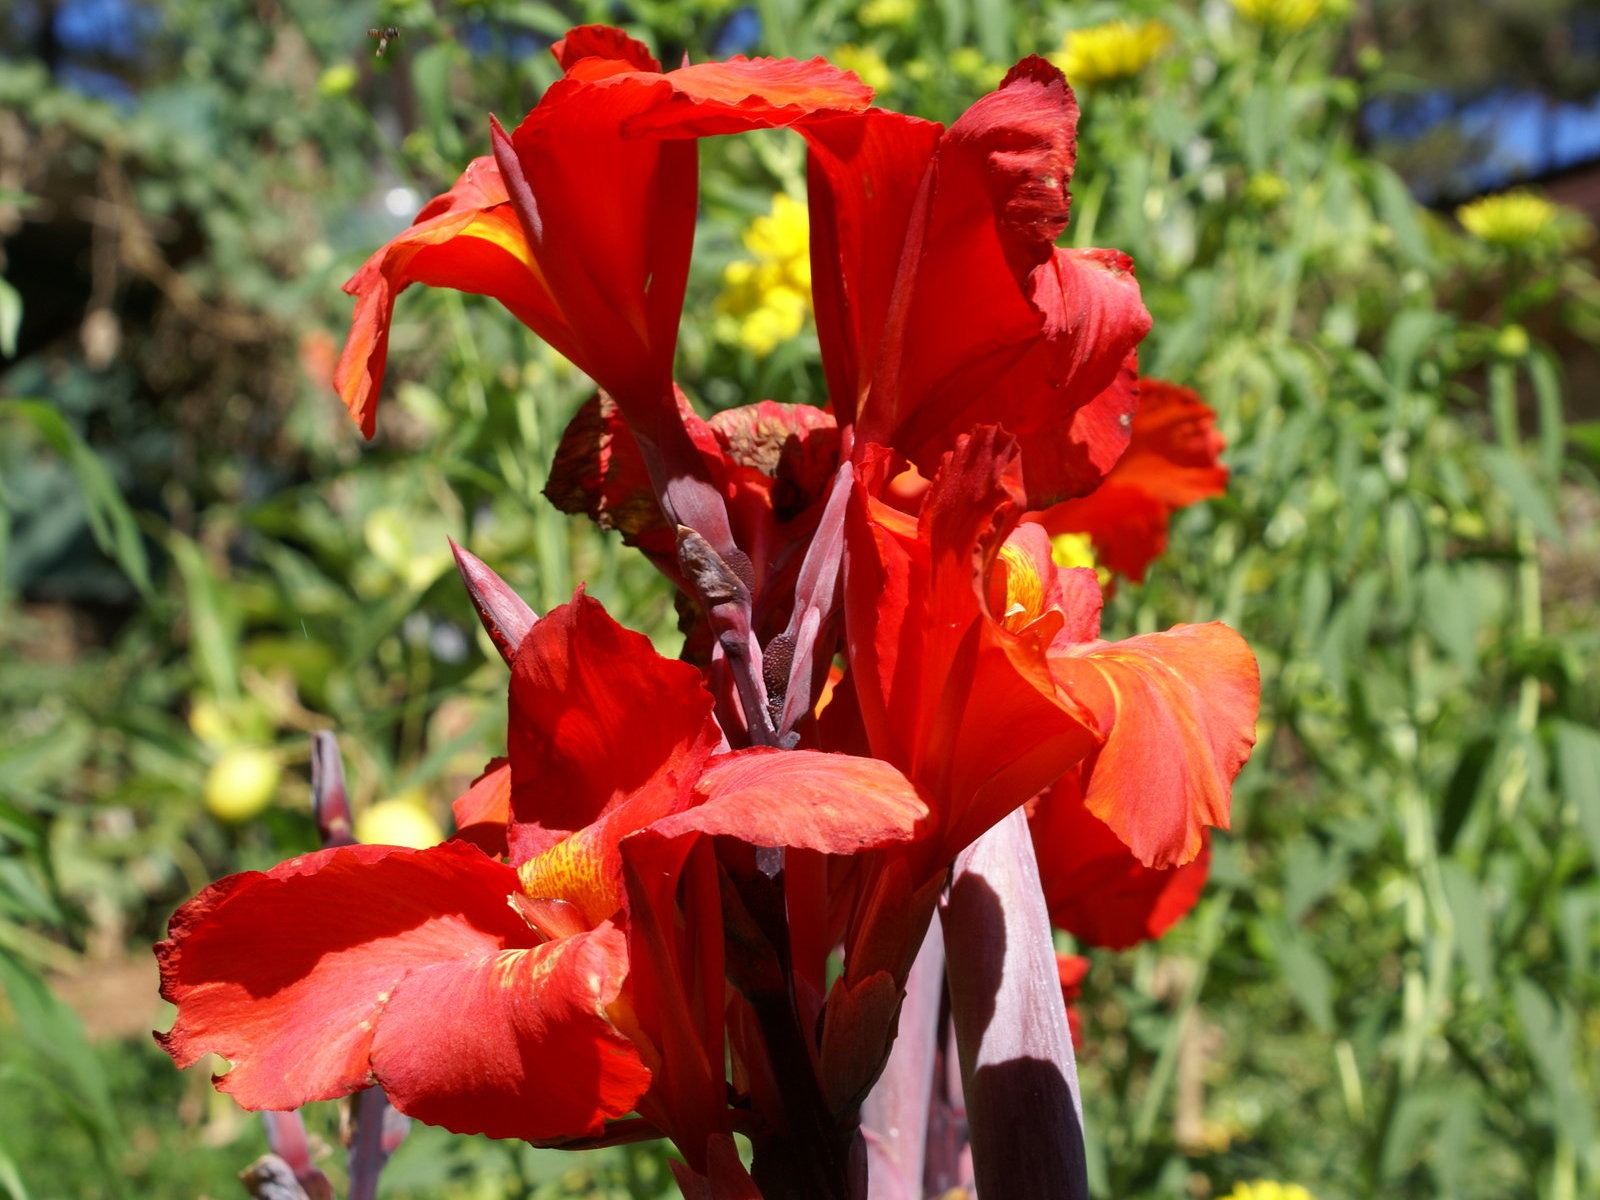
(1038, 379), (1228, 580)
(155, 841), (649, 1140)
(1030, 770), (1211, 949)
(1056, 953), (1088, 1048)
(552, 24), (662, 74)
(338, 31), (870, 441)
(624, 57), (874, 137)
(1050, 623), (1258, 868)
(333, 157), (564, 437)
(452, 758), (511, 856)
(369, 920), (645, 1141)
(826, 58), (1150, 506)
(652, 748), (927, 852)
(508, 592), (721, 863)
(844, 430), (1100, 861)
(803, 109), (943, 424)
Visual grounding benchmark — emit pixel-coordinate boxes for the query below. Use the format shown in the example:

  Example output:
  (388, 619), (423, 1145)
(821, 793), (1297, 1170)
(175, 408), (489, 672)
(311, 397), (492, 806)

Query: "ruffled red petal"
(1038, 379), (1228, 580)
(1050, 623), (1258, 868)
(817, 58), (1149, 505)
(155, 841), (649, 1140)
(338, 31), (871, 440)
(653, 748), (927, 852)
(844, 430), (1100, 861)
(507, 592), (721, 863)
(333, 157), (563, 437)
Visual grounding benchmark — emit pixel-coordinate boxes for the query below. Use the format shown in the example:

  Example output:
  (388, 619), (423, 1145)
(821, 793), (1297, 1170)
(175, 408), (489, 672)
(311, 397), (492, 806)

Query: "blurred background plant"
(2, 1), (1598, 1197)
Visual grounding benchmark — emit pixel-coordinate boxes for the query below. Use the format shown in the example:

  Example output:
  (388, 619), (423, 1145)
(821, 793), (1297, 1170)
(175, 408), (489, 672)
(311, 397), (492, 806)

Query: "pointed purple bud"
(941, 808), (1089, 1200)
(488, 113), (544, 244)
(310, 732), (354, 849)
(450, 539), (537, 664)
(258, 1112), (333, 1200)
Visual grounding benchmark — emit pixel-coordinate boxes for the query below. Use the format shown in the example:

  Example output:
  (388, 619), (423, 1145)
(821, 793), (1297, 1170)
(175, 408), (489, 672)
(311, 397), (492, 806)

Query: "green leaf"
(1438, 861), (1494, 994)
(1480, 447), (1563, 543)
(1281, 838), (1344, 925)
(0, 952), (123, 1186)
(1369, 164), (1434, 268)
(167, 531), (243, 703)
(1528, 349), (1564, 479)
(1264, 920), (1334, 1031)
(1568, 419), (1600, 466)
(0, 401), (153, 597)
(1437, 734), (1494, 854)
(0, 1146), (30, 1200)
(1512, 979), (1595, 1150)
(1553, 721), (1600, 868)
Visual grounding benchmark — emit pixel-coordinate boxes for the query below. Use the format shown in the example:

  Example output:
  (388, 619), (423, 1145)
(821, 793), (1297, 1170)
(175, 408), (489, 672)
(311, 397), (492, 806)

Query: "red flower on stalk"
(334, 27), (872, 441)
(803, 60), (1153, 507)
(845, 428), (1256, 875)
(156, 592), (926, 1167)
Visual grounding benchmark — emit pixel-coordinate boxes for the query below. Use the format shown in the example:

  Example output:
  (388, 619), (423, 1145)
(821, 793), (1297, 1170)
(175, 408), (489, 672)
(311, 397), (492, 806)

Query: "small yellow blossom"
(718, 194), (812, 357)
(1050, 532), (1097, 571)
(1050, 19), (1171, 88)
(317, 63), (359, 97)
(356, 792), (445, 849)
(831, 44), (892, 95)
(1456, 189), (1589, 251)
(1245, 171), (1290, 208)
(859, 0), (914, 29)
(1220, 1183), (1317, 1200)
(1229, 0), (1323, 31)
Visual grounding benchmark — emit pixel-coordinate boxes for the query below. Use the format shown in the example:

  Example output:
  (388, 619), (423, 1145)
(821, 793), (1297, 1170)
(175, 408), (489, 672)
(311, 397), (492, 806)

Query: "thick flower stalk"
(158, 25), (1260, 1200)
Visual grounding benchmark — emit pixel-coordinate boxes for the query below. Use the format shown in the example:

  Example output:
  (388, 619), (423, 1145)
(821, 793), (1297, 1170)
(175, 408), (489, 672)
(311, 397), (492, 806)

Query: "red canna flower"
(334, 27), (871, 441)
(1034, 379), (1229, 581)
(805, 58), (1151, 506)
(844, 426), (1255, 874)
(157, 591), (926, 1168)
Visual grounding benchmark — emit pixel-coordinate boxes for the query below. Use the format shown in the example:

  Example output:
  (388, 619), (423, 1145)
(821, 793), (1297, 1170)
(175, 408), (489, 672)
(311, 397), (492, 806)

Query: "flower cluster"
(717, 193), (813, 355)
(156, 26), (1258, 1199)
(1050, 19), (1172, 89)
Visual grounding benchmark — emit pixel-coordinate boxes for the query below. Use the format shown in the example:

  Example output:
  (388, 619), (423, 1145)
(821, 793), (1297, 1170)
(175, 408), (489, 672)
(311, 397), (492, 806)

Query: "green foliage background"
(2, 1), (1599, 1198)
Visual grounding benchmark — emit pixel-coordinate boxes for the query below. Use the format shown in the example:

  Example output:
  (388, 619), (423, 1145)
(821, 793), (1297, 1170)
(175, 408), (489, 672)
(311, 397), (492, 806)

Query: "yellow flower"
(831, 44), (892, 95)
(204, 747), (282, 823)
(859, 0), (914, 29)
(1229, 0), (1323, 31)
(1050, 532), (1097, 571)
(1220, 1183), (1317, 1200)
(717, 194), (812, 357)
(1050, 19), (1171, 88)
(1456, 189), (1589, 251)
(355, 792), (445, 849)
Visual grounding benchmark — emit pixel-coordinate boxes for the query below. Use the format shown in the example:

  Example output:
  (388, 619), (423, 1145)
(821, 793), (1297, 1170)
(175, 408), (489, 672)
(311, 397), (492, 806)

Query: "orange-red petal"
(507, 592), (721, 863)
(155, 841), (649, 1140)
(1050, 623), (1258, 868)
(655, 748), (927, 852)
(1038, 379), (1228, 581)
